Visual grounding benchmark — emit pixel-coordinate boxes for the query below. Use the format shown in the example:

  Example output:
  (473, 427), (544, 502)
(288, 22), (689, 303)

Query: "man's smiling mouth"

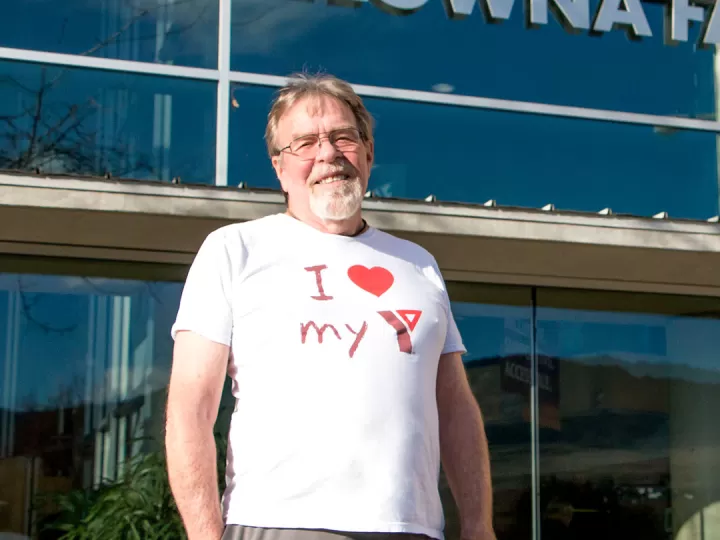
(316, 174), (350, 185)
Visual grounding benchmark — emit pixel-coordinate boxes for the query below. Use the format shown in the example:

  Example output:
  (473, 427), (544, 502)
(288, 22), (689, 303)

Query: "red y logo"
(378, 310), (422, 354)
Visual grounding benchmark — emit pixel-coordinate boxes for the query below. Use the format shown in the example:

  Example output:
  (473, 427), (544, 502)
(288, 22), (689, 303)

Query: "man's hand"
(461, 523), (498, 540)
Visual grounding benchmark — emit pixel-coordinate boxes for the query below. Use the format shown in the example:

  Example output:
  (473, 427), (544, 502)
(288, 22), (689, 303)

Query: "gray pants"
(222, 526), (431, 540)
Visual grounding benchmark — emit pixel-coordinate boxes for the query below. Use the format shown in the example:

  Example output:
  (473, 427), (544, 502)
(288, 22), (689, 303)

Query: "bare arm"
(166, 331), (229, 540)
(437, 352), (496, 540)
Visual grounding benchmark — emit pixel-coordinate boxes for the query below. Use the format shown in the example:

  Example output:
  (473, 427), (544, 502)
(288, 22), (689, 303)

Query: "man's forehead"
(279, 95), (354, 134)
(298, 94), (331, 117)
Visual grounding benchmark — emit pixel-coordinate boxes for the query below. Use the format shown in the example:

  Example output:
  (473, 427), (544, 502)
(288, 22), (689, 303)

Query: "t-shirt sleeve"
(171, 230), (234, 345)
(442, 297), (466, 356)
(425, 259), (466, 356)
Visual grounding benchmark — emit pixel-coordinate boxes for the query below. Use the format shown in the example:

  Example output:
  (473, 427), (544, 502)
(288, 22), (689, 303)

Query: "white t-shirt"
(172, 213), (465, 539)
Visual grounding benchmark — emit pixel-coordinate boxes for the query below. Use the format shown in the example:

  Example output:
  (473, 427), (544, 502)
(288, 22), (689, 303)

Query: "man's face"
(272, 95), (374, 222)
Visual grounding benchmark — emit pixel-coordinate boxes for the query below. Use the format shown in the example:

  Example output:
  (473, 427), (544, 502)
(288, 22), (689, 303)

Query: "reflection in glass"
(0, 273), (181, 536)
(228, 84), (720, 220)
(230, 0), (715, 119)
(366, 99), (720, 220)
(1, 265), (718, 539)
(446, 284), (533, 540)
(536, 289), (720, 540)
(228, 84), (278, 190)
(0, 0), (219, 69)
(0, 60), (216, 184)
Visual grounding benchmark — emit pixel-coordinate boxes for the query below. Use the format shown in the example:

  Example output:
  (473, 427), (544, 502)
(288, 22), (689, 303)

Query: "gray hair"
(265, 73), (375, 157)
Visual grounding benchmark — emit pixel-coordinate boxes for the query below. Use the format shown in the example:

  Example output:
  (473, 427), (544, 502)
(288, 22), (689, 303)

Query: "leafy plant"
(39, 450), (187, 540)
(35, 417), (229, 540)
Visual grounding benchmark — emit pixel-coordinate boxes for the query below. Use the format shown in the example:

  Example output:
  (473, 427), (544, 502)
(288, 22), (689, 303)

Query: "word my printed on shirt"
(300, 264), (422, 358)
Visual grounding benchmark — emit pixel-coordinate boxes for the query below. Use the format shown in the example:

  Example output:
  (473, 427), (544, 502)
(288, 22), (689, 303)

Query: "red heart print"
(348, 265), (394, 297)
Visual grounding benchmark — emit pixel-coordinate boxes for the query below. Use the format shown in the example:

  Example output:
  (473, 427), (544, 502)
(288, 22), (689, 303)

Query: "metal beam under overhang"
(1, 173), (720, 296)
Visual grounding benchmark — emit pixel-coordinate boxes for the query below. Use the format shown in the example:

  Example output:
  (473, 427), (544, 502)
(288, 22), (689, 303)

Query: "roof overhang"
(2, 173), (720, 296)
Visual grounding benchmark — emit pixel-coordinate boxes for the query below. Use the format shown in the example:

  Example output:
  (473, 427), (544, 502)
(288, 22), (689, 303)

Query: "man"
(165, 73), (495, 540)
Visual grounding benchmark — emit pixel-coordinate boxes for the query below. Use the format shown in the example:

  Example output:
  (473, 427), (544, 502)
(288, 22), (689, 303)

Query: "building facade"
(1, 0), (720, 539)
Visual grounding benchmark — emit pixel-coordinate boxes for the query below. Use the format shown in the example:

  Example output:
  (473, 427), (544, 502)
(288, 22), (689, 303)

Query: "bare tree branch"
(0, 0), (215, 180)
(16, 276), (79, 335)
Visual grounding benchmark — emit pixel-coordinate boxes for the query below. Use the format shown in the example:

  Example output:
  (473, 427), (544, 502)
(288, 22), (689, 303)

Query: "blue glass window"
(0, 272), (181, 531)
(0, 59), (217, 184)
(229, 84), (720, 220)
(536, 288), (720, 540)
(0, 0), (219, 69)
(231, 0), (715, 119)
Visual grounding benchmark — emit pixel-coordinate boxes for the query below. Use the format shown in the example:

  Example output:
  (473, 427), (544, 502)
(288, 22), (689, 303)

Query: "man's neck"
(285, 210), (367, 237)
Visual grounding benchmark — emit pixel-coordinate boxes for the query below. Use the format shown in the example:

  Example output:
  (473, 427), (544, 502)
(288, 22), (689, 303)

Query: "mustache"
(309, 162), (360, 185)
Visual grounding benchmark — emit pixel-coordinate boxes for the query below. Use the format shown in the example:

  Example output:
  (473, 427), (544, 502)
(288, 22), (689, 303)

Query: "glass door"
(536, 289), (720, 540)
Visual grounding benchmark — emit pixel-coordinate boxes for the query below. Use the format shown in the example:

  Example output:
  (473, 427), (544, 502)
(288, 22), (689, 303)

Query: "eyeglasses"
(277, 127), (364, 160)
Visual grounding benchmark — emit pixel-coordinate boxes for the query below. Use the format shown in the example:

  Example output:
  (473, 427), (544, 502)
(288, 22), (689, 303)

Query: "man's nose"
(314, 137), (341, 162)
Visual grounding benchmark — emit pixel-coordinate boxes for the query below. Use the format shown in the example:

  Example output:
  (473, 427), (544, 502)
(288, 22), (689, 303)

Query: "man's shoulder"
(371, 228), (438, 267)
(206, 213), (286, 244)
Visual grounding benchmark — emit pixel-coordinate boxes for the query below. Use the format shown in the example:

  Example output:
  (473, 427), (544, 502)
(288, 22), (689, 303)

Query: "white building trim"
(214, 0), (232, 186)
(0, 46), (220, 81)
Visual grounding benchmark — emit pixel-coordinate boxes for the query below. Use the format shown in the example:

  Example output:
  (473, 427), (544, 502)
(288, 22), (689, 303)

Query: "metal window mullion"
(0, 46), (220, 81)
(714, 47), (720, 213)
(530, 287), (541, 540)
(93, 296), (109, 488)
(215, 0), (232, 186)
(1, 291), (19, 458)
(105, 296), (123, 481)
(117, 296), (131, 475)
(8, 292), (20, 458)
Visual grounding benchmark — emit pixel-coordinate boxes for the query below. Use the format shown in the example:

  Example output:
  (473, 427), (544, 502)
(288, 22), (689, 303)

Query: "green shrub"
(40, 450), (187, 540)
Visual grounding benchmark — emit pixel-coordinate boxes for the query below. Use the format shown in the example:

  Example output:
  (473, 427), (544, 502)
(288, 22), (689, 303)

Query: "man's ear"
(365, 139), (374, 169)
(272, 154), (290, 192)
(272, 154), (282, 178)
